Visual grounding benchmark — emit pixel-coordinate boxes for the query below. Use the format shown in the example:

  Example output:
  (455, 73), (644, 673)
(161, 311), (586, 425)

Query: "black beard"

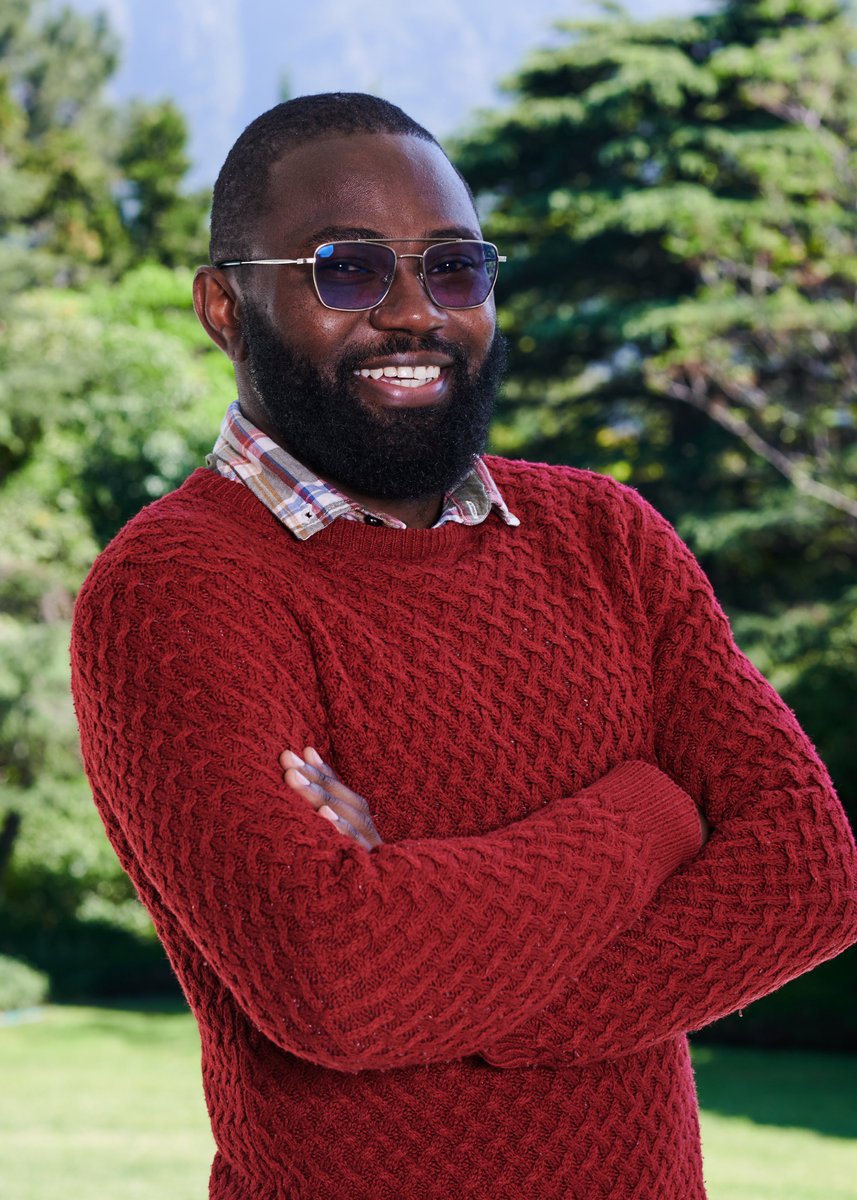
(241, 305), (507, 501)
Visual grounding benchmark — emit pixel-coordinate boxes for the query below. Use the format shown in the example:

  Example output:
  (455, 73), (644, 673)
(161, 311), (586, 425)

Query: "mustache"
(338, 334), (469, 375)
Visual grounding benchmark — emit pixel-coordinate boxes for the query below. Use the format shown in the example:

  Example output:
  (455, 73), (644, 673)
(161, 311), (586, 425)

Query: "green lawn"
(0, 1004), (213, 1200)
(695, 1043), (857, 1200)
(1, 1005), (855, 1199)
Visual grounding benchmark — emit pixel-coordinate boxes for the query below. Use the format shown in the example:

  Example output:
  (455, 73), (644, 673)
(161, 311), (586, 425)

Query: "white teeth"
(354, 364), (442, 385)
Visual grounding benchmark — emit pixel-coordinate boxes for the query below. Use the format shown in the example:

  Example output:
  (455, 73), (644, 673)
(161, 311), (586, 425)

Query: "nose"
(369, 254), (447, 335)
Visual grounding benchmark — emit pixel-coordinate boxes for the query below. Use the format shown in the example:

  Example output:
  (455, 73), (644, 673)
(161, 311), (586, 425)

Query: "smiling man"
(202, 123), (508, 530)
(71, 94), (857, 1200)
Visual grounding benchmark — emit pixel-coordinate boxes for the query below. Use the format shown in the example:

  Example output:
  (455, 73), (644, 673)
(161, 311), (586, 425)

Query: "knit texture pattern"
(71, 459), (857, 1200)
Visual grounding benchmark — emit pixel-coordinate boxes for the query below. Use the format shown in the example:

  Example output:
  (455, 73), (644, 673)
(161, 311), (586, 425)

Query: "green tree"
(455, 0), (857, 779)
(0, 265), (234, 996)
(0, 0), (210, 282)
(0, 1), (223, 995)
(118, 100), (210, 268)
(455, 0), (857, 1046)
(0, 0), (126, 282)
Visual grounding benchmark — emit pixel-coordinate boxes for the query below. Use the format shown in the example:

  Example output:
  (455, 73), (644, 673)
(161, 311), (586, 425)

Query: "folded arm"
(71, 551), (702, 1074)
(481, 496), (857, 1068)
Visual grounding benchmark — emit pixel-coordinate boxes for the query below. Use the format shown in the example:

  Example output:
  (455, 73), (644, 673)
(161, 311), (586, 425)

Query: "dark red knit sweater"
(71, 459), (857, 1200)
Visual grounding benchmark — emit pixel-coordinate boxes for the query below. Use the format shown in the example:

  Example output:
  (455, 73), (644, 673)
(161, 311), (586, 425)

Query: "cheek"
(458, 309), (497, 370)
(267, 302), (363, 372)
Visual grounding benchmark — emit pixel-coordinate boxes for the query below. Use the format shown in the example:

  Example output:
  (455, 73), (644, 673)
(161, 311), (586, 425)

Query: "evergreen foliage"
(0, 268), (234, 995)
(455, 0), (857, 803)
(454, 0), (857, 1044)
(0, 1), (232, 996)
(118, 101), (211, 268)
(0, 0), (208, 282)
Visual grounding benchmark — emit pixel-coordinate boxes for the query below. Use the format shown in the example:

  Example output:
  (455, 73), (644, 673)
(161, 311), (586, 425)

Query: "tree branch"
(664, 372), (857, 521)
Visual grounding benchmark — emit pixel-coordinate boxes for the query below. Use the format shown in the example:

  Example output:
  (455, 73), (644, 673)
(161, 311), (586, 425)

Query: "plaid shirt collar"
(207, 402), (520, 541)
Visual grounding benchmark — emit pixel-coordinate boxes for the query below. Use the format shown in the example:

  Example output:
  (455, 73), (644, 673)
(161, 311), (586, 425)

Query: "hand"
(280, 747), (383, 851)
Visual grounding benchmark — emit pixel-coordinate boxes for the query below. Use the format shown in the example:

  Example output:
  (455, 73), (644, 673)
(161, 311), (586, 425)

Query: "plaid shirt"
(207, 402), (520, 540)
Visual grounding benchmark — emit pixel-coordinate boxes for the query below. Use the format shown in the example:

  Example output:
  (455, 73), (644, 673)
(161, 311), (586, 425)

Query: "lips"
(352, 354), (453, 403)
(348, 350), (453, 405)
(354, 364), (442, 388)
(353, 352), (452, 388)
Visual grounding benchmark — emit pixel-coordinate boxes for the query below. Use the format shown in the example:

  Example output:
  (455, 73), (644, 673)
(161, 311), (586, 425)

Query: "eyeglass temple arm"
(214, 257), (316, 268)
(216, 255), (506, 268)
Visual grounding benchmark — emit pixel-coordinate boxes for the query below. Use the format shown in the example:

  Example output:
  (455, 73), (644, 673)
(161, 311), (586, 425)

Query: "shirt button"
(364, 514), (384, 526)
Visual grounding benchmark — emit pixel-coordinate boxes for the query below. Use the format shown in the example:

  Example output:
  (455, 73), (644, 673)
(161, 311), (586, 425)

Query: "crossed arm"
(277, 501), (856, 1069)
(71, 496), (857, 1075)
(479, 506), (857, 1066)
(279, 700), (853, 1071)
(280, 746), (711, 852)
(73, 571), (708, 1071)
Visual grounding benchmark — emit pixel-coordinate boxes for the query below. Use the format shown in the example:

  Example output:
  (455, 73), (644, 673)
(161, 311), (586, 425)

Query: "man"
(71, 93), (857, 1199)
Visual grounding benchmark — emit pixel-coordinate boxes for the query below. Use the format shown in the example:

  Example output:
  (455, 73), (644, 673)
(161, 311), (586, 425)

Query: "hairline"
(248, 134), (478, 259)
(208, 95), (476, 265)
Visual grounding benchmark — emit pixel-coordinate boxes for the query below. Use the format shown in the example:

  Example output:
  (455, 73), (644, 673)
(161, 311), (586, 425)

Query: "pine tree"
(455, 0), (857, 790)
(0, 0), (125, 283)
(118, 100), (210, 268)
(455, 0), (857, 1047)
(0, 0), (209, 285)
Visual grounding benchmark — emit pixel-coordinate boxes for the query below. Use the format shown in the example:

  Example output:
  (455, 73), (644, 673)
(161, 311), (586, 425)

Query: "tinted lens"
(313, 242), (396, 310)
(423, 241), (499, 308)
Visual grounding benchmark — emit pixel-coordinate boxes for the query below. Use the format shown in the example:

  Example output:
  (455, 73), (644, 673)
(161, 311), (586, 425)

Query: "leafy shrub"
(0, 954), (49, 1011)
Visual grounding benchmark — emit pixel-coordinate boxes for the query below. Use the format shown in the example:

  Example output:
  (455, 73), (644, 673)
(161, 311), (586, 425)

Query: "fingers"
(316, 802), (374, 851)
(304, 745), (340, 779)
(279, 748), (382, 850)
(281, 752), (365, 822)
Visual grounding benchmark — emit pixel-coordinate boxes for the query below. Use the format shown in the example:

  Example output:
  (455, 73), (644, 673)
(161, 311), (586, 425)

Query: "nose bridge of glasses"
(382, 250), (436, 307)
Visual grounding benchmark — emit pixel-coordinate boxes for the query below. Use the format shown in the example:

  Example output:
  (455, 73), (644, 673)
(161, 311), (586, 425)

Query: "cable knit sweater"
(70, 459), (857, 1200)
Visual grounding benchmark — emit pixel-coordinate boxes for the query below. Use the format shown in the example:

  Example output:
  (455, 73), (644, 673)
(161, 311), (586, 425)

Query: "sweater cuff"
(594, 760), (704, 884)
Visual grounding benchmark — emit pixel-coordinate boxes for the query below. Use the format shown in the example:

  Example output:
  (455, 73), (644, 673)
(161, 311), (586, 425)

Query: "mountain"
(69, 0), (702, 184)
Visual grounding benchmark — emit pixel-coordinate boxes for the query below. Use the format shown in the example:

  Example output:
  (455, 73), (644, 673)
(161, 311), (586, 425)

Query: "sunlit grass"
(1, 1004), (213, 1200)
(695, 1043), (857, 1200)
(2, 1006), (855, 1199)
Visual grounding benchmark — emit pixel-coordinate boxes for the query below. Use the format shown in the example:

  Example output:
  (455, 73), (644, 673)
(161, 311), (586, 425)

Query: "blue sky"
(70, 0), (704, 183)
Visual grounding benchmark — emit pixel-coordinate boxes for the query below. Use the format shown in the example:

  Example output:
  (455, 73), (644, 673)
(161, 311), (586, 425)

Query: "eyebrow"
(303, 224), (482, 247)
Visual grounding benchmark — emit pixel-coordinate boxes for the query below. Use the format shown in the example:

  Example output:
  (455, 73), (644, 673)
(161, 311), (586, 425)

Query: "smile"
(353, 365), (443, 389)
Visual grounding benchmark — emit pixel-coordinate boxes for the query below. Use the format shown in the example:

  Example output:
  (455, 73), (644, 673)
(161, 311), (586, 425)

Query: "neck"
(328, 484), (444, 530)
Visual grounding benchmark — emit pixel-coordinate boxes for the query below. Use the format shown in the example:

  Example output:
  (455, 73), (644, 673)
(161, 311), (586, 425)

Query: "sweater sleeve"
(480, 491), (857, 1069)
(70, 536), (703, 1074)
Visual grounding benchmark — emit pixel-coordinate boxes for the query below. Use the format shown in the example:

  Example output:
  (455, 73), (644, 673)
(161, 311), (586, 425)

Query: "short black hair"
(209, 92), (449, 265)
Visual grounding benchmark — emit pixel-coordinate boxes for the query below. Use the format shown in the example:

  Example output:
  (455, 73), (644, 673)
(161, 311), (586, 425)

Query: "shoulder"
(81, 469), (275, 582)
(96, 468), (270, 555)
(72, 469), (281, 639)
(484, 454), (664, 536)
(485, 454), (640, 503)
(483, 455), (700, 599)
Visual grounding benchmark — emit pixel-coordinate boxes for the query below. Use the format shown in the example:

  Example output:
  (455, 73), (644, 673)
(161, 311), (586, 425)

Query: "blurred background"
(1, 1), (855, 1197)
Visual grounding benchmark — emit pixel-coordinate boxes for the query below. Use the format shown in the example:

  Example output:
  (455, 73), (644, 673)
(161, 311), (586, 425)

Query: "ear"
(193, 267), (247, 362)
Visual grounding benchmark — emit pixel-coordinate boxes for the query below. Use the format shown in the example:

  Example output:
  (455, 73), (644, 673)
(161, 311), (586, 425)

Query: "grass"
(695, 1043), (857, 1200)
(0, 1004), (213, 1200)
(1, 1005), (855, 1199)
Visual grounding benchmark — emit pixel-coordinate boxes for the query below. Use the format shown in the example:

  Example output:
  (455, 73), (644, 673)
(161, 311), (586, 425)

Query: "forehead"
(255, 133), (480, 251)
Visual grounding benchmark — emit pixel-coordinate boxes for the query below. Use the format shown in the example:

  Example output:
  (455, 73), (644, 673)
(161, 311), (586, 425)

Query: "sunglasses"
(215, 239), (505, 311)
